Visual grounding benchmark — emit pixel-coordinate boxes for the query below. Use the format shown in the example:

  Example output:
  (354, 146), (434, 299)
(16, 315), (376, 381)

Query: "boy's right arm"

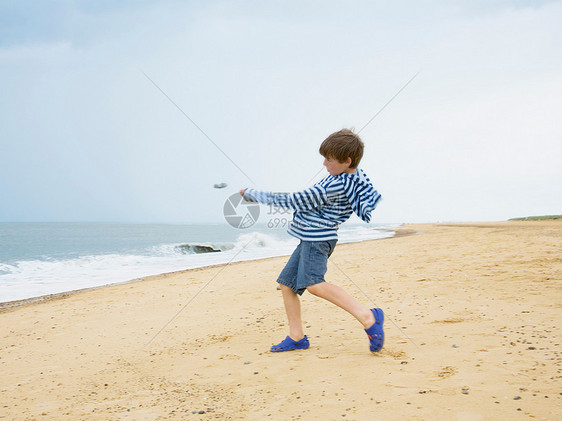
(240, 185), (329, 211)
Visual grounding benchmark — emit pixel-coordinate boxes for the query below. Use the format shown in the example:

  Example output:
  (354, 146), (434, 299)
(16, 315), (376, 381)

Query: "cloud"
(0, 1), (560, 222)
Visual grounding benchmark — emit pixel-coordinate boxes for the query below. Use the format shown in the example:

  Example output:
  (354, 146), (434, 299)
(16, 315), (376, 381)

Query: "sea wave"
(0, 231), (297, 303)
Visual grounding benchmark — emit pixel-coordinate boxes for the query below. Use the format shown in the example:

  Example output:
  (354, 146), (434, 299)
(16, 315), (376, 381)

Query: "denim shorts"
(277, 240), (337, 295)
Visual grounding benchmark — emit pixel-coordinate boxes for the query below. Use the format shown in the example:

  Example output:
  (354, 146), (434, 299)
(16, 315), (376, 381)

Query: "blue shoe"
(270, 335), (310, 352)
(365, 308), (384, 352)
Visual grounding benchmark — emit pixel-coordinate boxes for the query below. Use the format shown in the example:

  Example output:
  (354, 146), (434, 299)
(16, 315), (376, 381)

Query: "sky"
(0, 0), (561, 224)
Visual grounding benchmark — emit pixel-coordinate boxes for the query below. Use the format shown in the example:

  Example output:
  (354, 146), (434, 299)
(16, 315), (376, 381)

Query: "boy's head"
(319, 129), (364, 171)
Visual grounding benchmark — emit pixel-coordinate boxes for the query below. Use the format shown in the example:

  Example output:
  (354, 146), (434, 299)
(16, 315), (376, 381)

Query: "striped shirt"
(243, 168), (382, 241)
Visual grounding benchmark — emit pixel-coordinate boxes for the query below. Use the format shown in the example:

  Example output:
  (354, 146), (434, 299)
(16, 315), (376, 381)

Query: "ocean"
(0, 222), (397, 304)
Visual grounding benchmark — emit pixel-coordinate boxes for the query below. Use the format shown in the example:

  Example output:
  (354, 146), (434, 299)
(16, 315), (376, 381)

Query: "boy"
(240, 129), (384, 353)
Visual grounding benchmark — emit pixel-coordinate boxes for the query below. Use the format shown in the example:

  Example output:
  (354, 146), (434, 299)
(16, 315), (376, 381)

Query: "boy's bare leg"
(307, 282), (375, 329)
(279, 284), (305, 341)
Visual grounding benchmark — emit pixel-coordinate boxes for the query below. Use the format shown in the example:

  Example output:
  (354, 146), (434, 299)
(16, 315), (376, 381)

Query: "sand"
(1, 221), (560, 420)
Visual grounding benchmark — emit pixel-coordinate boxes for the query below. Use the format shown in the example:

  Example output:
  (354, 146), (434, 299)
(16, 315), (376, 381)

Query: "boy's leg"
(279, 284), (305, 341)
(306, 282), (375, 329)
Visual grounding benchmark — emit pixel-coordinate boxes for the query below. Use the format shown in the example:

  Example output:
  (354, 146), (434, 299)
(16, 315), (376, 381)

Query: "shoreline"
(0, 226), (408, 312)
(0, 220), (545, 310)
(1, 220), (560, 419)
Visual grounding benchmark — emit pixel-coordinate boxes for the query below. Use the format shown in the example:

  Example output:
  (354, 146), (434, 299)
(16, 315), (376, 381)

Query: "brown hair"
(319, 129), (364, 168)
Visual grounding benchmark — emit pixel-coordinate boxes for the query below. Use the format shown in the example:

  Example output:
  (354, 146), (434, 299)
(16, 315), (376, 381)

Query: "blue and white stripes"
(244, 168), (381, 241)
(340, 169), (382, 223)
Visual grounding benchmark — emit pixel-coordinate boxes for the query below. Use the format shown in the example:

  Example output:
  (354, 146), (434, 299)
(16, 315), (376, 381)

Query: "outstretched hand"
(239, 189), (246, 196)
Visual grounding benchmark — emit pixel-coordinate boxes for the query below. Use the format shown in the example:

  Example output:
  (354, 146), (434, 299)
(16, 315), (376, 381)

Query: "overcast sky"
(1, 0), (560, 224)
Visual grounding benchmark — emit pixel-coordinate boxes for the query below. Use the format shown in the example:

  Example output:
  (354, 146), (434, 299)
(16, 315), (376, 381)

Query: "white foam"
(338, 224), (396, 243)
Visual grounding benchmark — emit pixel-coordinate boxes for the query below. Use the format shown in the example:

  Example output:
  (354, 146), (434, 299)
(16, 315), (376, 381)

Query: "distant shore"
(1, 220), (560, 419)
(508, 214), (561, 221)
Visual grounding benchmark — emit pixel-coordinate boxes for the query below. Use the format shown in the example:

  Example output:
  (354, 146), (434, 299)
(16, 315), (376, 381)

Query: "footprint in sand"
(437, 366), (458, 378)
(373, 348), (408, 359)
(432, 317), (465, 324)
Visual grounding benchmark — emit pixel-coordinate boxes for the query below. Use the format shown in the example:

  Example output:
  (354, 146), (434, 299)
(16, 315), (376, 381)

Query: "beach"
(1, 220), (560, 420)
